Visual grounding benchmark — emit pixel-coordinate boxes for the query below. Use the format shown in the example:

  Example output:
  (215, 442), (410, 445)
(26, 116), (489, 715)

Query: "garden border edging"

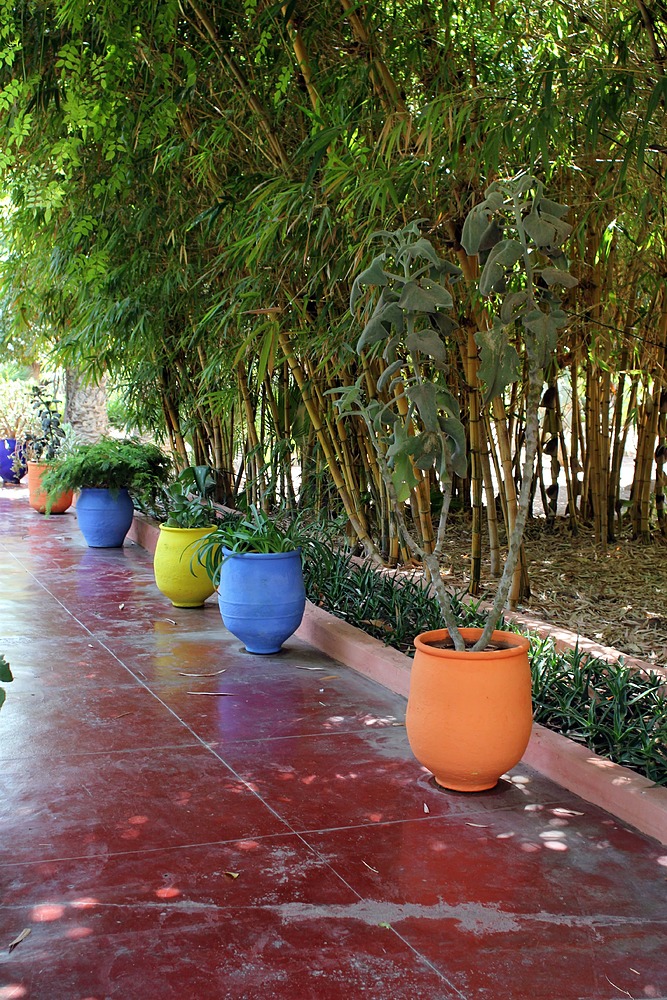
(129, 513), (667, 846)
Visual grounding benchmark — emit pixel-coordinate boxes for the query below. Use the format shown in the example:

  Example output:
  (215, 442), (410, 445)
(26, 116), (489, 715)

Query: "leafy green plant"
(334, 175), (576, 651)
(0, 654), (13, 713)
(159, 466), (218, 528)
(40, 437), (171, 504)
(195, 505), (336, 587)
(22, 384), (69, 463)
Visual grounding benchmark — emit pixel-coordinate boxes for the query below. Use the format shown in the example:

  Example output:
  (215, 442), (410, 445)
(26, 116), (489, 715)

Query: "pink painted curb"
(131, 514), (667, 845)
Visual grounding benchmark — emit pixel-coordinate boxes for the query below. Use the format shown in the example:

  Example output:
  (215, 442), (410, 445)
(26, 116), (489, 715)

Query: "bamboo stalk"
(237, 359), (266, 503)
(278, 330), (377, 556)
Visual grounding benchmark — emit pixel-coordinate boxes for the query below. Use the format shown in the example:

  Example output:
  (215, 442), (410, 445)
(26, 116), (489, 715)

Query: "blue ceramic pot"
(0, 438), (26, 483)
(76, 487), (135, 548)
(218, 548), (306, 654)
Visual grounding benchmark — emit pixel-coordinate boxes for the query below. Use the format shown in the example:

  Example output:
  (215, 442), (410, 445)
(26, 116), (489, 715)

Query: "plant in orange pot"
(22, 386), (75, 514)
(336, 174), (577, 791)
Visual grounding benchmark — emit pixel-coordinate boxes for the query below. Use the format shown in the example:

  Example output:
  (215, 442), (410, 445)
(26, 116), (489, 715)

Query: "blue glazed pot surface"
(218, 548), (306, 654)
(76, 488), (134, 548)
(0, 439), (26, 483)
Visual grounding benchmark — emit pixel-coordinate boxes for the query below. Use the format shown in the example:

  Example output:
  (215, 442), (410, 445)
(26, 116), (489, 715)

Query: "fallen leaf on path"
(186, 691), (235, 696)
(223, 871), (240, 880)
(465, 823), (488, 828)
(8, 928), (31, 953)
(362, 860), (379, 873)
(177, 668), (227, 677)
(423, 803), (430, 814)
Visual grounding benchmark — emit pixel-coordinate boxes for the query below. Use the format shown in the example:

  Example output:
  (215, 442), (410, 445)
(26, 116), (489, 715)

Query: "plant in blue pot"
(0, 377), (38, 483)
(40, 437), (170, 547)
(196, 505), (310, 655)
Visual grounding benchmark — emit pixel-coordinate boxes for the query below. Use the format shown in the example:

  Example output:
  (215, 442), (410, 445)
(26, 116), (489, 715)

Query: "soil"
(430, 515), (667, 671)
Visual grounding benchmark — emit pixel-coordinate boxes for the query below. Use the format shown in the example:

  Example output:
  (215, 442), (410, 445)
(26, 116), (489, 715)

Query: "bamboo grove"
(0, 0), (665, 595)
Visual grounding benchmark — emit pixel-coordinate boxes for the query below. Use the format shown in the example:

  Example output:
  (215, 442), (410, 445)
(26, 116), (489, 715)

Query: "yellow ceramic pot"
(153, 524), (216, 608)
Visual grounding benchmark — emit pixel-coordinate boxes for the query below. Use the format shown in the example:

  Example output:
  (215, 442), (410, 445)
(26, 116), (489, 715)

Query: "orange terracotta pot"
(27, 461), (74, 515)
(406, 627), (533, 792)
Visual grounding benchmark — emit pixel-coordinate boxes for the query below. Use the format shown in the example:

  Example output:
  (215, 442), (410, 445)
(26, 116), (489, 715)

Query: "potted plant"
(337, 174), (577, 790)
(23, 385), (75, 514)
(152, 465), (219, 608)
(196, 505), (308, 655)
(41, 437), (170, 547)
(0, 378), (38, 483)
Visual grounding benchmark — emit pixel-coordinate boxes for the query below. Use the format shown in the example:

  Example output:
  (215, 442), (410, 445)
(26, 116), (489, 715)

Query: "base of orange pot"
(434, 776), (498, 793)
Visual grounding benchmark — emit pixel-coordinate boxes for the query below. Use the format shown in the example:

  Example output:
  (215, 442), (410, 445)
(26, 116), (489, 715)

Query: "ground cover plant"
(301, 548), (667, 786)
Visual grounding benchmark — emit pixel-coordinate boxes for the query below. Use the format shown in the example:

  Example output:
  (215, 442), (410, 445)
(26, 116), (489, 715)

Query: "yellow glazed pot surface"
(153, 525), (216, 608)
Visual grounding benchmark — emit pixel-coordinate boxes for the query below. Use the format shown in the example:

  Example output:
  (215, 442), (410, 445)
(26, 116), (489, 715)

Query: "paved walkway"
(0, 491), (665, 1000)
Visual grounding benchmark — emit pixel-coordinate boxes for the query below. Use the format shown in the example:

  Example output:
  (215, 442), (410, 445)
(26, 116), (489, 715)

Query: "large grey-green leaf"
(475, 325), (520, 403)
(356, 302), (405, 351)
(406, 382), (439, 430)
(482, 188), (505, 209)
(376, 359), (405, 393)
(523, 210), (556, 247)
(433, 385), (461, 420)
(540, 267), (578, 288)
(412, 431), (441, 471)
(385, 421), (420, 502)
(398, 280), (452, 313)
(536, 196), (569, 219)
(437, 413), (468, 478)
(349, 255), (388, 310)
(479, 240), (523, 296)
(500, 291), (528, 325)
(523, 308), (559, 367)
(398, 237), (442, 268)
(406, 328), (448, 362)
(430, 312), (458, 338)
(478, 220), (504, 252)
(461, 206), (490, 256)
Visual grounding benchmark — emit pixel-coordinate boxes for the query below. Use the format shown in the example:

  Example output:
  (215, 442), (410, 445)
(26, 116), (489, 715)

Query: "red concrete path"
(1, 491), (666, 1000)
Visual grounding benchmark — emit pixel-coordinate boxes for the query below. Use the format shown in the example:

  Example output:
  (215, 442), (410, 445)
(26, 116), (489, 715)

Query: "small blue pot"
(218, 548), (306, 654)
(76, 487), (135, 548)
(0, 438), (26, 483)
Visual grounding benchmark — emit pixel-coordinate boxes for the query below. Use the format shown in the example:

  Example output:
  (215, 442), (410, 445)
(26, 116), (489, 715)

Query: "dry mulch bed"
(436, 516), (667, 671)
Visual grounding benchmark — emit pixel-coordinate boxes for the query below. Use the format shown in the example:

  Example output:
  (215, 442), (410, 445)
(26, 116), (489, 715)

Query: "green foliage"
(335, 223), (466, 502)
(196, 505), (331, 587)
(22, 384), (67, 462)
(159, 465), (218, 529)
(303, 546), (489, 654)
(39, 437), (170, 502)
(463, 175), (576, 396)
(0, 653), (13, 714)
(531, 638), (667, 785)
